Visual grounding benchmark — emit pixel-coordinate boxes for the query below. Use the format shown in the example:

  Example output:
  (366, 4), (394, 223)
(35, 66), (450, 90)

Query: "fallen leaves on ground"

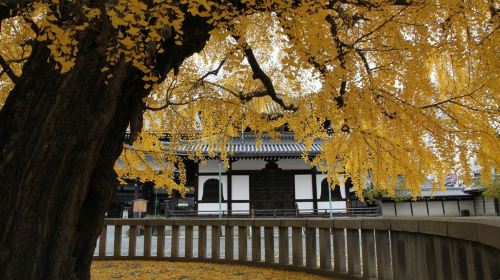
(91, 260), (332, 280)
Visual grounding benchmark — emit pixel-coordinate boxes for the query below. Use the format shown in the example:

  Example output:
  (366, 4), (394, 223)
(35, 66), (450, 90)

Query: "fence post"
(171, 225), (179, 258)
(238, 226), (248, 260)
(264, 226), (274, 262)
(114, 225), (122, 257)
(279, 226), (289, 265)
(375, 230), (392, 279)
(347, 229), (361, 275)
(319, 228), (332, 270)
(144, 225), (152, 257)
(212, 225), (221, 259)
(252, 225), (261, 261)
(225, 225), (234, 260)
(361, 229), (376, 278)
(305, 227), (317, 268)
(185, 225), (193, 258)
(292, 227), (303, 266)
(128, 225), (137, 257)
(198, 225), (207, 258)
(333, 228), (346, 272)
(157, 226), (165, 257)
(99, 225), (107, 257)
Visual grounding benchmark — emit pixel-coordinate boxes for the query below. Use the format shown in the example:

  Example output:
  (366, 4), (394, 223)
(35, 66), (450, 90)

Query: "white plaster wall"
(277, 159), (311, 170)
(198, 160), (227, 173)
(474, 196), (485, 215)
(412, 202), (428, 216)
(458, 200), (475, 215)
(382, 202), (396, 216)
(296, 202), (314, 213)
(317, 201), (347, 212)
(231, 175), (250, 200)
(231, 159), (267, 170)
(395, 202), (412, 216)
(443, 201), (460, 216)
(232, 203), (250, 213)
(484, 198), (497, 215)
(294, 174), (312, 199)
(473, 196), (497, 215)
(315, 174), (346, 199)
(428, 201), (444, 216)
(197, 203), (228, 213)
(198, 175), (227, 201)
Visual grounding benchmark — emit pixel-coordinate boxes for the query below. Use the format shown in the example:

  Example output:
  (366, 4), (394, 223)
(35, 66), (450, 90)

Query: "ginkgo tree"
(0, 0), (498, 279)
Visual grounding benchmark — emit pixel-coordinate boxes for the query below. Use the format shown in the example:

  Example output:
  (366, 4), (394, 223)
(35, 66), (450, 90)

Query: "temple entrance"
(249, 162), (295, 211)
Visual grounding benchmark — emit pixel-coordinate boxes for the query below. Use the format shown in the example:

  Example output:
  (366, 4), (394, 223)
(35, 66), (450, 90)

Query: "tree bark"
(0, 15), (212, 280)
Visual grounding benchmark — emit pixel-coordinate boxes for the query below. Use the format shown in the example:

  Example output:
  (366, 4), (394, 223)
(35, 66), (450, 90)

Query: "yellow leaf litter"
(91, 261), (333, 280)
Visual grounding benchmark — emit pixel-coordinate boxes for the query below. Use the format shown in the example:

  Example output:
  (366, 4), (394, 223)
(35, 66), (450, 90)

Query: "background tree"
(0, 0), (498, 279)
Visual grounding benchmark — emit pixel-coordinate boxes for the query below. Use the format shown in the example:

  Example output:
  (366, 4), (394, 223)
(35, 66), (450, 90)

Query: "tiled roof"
(391, 187), (473, 199)
(166, 133), (322, 158)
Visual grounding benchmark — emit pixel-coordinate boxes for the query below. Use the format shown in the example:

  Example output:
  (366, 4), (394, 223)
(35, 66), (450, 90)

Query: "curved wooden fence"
(94, 217), (500, 279)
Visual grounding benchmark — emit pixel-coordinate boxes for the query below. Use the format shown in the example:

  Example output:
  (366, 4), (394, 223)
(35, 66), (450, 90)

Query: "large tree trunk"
(0, 15), (211, 279)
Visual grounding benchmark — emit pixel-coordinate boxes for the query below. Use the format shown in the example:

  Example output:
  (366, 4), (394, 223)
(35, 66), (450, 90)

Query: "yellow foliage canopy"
(0, 0), (498, 198)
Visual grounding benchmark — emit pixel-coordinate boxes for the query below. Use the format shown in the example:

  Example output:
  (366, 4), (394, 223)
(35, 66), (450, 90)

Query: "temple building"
(108, 133), (499, 218)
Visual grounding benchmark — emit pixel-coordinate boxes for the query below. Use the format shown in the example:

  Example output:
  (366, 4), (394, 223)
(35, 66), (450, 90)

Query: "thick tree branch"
(22, 14), (39, 35)
(233, 36), (297, 111)
(0, 53), (19, 83)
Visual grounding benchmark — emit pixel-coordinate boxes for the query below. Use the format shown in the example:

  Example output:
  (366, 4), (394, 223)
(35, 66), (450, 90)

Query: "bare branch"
(196, 58), (226, 84)
(420, 84), (485, 109)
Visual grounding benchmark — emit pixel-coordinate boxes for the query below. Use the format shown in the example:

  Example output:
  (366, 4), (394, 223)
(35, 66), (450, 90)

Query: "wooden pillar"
(144, 225), (152, 257)
(319, 228), (332, 270)
(225, 226), (234, 260)
(99, 225), (107, 257)
(305, 227), (317, 268)
(264, 227), (274, 262)
(375, 230), (392, 279)
(157, 226), (165, 257)
(238, 226), (248, 261)
(185, 225), (193, 258)
(361, 229), (376, 279)
(198, 225), (207, 258)
(227, 161), (232, 214)
(279, 226), (289, 265)
(311, 168), (318, 213)
(252, 226), (261, 261)
(333, 228), (346, 272)
(128, 225), (137, 257)
(113, 225), (122, 257)
(426, 199), (430, 216)
(292, 227), (303, 266)
(346, 229), (361, 275)
(212, 226), (221, 259)
(194, 162), (199, 211)
(171, 225), (179, 257)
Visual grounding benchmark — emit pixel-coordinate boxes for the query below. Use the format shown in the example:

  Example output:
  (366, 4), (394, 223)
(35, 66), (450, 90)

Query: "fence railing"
(165, 207), (381, 217)
(94, 217), (500, 279)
